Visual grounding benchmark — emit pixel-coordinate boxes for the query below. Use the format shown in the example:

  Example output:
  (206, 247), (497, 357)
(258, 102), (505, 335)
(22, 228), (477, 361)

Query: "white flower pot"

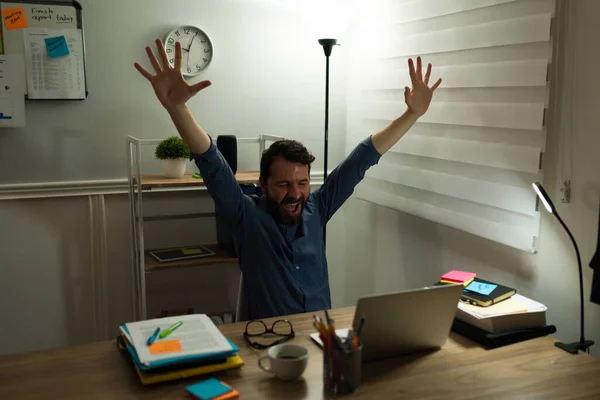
(163, 158), (187, 178)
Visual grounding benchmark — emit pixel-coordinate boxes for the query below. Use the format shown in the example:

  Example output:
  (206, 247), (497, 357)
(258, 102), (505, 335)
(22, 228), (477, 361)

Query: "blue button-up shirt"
(192, 136), (381, 319)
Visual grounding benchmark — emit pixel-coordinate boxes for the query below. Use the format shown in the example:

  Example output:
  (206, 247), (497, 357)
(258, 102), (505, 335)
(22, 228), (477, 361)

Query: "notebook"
(116, 335), (244, 385)
(456, 293), (547, 332)
(460, 278), (516, 307)
(451, 318), (556, 349)
(120, 314), (238, 369)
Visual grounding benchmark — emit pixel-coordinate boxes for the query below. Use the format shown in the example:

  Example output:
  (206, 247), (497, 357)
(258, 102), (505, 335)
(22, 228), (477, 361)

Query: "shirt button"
(296, 266), (300, 270)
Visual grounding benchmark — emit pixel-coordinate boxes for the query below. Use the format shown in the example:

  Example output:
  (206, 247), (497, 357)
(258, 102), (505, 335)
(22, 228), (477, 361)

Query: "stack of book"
(438, 271), (557, 348)
(116, 314), (244, 385)
(456, 293), (547, 333)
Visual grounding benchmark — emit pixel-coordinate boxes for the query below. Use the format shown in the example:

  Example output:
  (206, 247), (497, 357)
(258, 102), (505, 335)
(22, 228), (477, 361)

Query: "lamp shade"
(293, 0), (359, 41)
(532, 182), (556, 214)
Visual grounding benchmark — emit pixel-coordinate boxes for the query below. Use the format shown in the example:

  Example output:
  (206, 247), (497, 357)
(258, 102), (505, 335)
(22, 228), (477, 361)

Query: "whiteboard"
(0, 0), (87, 99)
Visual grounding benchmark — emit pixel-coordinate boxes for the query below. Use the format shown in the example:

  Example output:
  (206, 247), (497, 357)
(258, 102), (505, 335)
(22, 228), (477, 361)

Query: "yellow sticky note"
(3, 8), (28, 30)
(149, 339), (182, 355)
(182, 248), (202, 255)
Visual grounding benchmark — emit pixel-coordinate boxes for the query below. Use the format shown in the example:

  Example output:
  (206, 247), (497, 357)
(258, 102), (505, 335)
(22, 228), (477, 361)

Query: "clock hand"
(186, 32), (199, 52)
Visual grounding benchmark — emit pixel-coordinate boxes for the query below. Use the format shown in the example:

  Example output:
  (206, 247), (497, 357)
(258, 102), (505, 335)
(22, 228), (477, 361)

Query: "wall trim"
(0, 173), (326, 201)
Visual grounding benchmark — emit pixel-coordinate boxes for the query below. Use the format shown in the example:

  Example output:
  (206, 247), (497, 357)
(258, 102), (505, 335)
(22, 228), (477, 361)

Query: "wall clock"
(163, 25), (214, 77)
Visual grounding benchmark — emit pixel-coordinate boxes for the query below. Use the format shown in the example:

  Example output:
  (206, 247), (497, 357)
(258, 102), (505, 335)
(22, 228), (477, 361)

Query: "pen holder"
(323, 343), (362, 395)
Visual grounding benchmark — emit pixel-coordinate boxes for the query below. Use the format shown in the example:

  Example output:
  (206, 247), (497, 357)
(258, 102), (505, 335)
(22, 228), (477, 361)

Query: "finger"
(416, 56), (423, 81)
(404, 86), (410, 103)
(155, 38), (170, 69)
(134, 62), (154, 81)
(424, 63), (432, 85)
(174, 41), (182, 71)
(190, 80), (212, 94)
(408, 58), (418, 87)
(431, 78), (442, 91)
(145, 46), (162, 73)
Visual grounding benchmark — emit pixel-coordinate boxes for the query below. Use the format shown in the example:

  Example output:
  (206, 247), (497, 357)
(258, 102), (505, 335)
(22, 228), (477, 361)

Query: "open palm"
(404, 56), (442, 117)
(134, 39), (211, 110)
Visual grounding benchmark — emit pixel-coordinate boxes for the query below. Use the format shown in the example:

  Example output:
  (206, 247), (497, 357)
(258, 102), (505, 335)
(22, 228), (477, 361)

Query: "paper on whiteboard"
(23, 27), (85, 99)
(0, 54), (26, 127)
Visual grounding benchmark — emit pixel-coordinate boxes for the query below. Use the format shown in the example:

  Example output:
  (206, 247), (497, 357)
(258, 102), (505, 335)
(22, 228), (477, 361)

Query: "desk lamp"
(532, 182), (595, 354)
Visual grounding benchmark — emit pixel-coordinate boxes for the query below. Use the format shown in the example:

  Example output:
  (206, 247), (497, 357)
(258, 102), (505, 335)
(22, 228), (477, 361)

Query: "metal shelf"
(126, 134), (283, 321)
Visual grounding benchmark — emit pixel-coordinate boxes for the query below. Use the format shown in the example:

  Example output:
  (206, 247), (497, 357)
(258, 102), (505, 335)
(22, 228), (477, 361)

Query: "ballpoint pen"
(146, 327), (160, 346)
(159, 321), (183, 339)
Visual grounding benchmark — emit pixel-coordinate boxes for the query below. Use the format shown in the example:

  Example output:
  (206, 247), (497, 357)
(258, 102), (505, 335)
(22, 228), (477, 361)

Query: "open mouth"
(281, 201), (301, 217)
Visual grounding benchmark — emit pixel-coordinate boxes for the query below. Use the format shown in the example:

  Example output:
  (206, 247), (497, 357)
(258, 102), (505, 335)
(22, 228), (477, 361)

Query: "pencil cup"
(323, 343), (362, 395)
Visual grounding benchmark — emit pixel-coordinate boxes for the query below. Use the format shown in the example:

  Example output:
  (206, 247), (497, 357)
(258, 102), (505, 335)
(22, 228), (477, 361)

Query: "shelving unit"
(126, 134), (284, 321)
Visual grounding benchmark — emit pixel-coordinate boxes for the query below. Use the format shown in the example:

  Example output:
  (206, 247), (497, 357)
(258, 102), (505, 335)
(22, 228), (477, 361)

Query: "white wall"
(0, 0), (348, 355)
(0, 0), (348, 183)
(332, 0), (600, 357)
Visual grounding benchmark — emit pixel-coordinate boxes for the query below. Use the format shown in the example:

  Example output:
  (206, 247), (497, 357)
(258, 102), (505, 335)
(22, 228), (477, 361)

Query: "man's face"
(260, 156), (311, 224)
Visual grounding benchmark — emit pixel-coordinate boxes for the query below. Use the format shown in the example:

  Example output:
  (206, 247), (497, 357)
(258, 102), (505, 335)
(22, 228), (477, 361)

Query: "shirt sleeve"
(190, 141), (253, 226)
(312, 136), (382, 224)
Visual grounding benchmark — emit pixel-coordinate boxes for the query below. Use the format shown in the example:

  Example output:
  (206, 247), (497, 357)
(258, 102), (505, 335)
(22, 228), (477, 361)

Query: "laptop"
(352, 284), (463, 362)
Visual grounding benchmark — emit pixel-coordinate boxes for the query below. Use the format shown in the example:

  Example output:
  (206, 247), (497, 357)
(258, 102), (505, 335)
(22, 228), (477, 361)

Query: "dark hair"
(260, 140), (315, 182)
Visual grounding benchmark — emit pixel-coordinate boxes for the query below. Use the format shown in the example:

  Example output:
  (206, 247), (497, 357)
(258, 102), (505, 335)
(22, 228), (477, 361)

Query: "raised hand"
(404, 56), (442, 117)
(134, 39), (211, 110)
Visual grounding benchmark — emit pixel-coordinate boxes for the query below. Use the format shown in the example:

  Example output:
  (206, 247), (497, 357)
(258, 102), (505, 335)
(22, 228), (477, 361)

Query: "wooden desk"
(1, 307), (600, 399)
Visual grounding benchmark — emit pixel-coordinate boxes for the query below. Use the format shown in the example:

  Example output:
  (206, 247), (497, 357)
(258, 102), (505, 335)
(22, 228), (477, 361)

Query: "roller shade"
(347, 0), (555, 252)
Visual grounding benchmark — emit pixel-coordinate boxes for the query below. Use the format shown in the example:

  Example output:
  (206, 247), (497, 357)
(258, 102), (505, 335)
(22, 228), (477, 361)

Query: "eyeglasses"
(243, 319), (295, 349)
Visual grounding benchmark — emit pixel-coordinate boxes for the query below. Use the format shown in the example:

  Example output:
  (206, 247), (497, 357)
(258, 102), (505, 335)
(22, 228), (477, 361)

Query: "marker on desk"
(146, 327), (160, 346)
(159, 321), (183, 339)
(324, 308), (332, 326)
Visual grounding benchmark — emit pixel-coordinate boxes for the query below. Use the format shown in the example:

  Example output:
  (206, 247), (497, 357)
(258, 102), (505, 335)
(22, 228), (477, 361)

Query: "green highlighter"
(159, 321), (183, 339)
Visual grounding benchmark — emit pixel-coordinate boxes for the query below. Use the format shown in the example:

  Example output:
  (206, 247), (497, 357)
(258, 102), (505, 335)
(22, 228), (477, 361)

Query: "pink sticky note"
(441, 270), (476, 283)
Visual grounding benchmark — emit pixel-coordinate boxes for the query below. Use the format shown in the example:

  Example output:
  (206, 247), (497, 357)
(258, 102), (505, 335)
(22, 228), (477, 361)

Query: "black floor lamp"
(318, 38), (337, 246)
(533, 182), (595, 354)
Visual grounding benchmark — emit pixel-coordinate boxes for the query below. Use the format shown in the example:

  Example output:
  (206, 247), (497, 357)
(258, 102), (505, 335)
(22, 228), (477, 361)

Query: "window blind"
(347, 0), (555, 252)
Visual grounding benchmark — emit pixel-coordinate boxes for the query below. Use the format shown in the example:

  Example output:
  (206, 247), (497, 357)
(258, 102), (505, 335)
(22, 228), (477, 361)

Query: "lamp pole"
(318, 38), (337, 247)
(553, 211), (595, 354)
(533, 182), (595, 354)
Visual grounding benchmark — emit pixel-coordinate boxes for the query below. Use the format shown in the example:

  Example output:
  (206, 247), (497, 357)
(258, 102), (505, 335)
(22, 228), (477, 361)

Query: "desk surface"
(1, 307), (600, 400)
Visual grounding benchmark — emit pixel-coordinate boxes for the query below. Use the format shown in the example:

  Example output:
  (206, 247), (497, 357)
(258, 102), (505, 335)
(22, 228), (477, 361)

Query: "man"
(135, 39), (441, 320)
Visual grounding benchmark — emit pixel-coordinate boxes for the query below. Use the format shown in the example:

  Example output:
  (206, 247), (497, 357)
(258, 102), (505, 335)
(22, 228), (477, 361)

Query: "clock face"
(163, 25), (213, 77)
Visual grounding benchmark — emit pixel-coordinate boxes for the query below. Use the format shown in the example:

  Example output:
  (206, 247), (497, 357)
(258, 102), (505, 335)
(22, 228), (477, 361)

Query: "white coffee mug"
(258, 344), (309, 380)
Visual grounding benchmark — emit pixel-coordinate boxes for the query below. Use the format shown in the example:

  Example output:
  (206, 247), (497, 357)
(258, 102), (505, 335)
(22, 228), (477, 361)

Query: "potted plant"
(155, 136), (190, 178)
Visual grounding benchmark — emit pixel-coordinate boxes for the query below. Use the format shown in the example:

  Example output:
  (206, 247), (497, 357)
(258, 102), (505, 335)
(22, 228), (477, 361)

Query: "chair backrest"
(235, 274), (247, 323)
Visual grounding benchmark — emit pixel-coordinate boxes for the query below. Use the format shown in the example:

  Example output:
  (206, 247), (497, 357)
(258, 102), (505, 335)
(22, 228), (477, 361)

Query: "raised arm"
(134, 39), (250, 224)
(134, 39), (212, 153)
(314, 56), (442, 222)
(371, 56), (442, 155)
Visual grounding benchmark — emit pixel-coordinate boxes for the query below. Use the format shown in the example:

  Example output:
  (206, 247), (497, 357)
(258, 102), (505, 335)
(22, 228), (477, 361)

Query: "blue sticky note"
(44, 36), (70, 58)
(186, 378), (232, 400)
(465, 281), (498, 296)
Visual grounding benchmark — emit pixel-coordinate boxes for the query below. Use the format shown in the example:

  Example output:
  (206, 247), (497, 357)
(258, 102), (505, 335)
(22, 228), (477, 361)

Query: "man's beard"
(267, 195), (306, 225)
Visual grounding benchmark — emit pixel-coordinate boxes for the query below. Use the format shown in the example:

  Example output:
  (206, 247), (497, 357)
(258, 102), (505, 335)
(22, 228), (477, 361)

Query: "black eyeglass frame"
(243, 319), (295, 350)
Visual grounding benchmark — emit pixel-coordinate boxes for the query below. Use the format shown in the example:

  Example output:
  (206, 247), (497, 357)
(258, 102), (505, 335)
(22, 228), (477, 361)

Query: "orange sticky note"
(3, 8), (28, 30)
(149, 339), (182, 355)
